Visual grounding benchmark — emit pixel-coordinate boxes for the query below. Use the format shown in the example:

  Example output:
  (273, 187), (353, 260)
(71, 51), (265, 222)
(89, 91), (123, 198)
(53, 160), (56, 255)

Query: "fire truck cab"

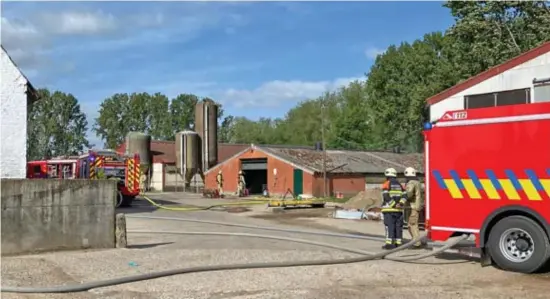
(424, 101), (550, 273)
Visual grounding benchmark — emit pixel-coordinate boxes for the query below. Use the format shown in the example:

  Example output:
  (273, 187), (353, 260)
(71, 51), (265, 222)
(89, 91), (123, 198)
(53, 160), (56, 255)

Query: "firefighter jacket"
(216, 173), (223, 185)
(239, 174), (246, 185)
(381, 178), (407, 213)
(405, 178), (423, 211)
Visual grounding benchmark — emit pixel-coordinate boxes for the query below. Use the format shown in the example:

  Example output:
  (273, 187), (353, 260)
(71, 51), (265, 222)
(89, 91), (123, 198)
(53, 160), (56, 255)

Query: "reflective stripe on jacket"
(381, 178), (407, 212)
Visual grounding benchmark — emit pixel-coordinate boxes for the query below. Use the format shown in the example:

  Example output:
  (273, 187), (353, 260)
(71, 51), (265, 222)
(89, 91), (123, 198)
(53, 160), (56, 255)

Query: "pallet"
(267, 199), (326, 208)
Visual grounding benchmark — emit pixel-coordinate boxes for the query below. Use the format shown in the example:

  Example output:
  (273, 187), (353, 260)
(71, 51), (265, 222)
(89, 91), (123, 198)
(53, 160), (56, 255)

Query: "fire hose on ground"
(136, 195), (269, 211)
(1, 212), (471, 294)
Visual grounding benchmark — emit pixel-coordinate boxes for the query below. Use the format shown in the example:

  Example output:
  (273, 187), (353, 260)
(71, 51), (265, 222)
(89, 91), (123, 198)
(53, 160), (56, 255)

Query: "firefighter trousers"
(408, 208), (422, 246)
(383, 211), (404, 245)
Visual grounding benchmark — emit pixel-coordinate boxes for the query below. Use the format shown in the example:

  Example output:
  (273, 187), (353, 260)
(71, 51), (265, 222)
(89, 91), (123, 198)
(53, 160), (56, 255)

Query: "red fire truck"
(76, 149), (141, 207)
(27, 150), (141, 207)
(424, 101), (550, 273)
(26, 158), (78, 179)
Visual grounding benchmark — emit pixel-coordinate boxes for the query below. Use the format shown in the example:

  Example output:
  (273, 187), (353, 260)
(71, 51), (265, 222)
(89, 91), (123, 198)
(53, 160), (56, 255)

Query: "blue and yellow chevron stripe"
(432, 169), (550, 201)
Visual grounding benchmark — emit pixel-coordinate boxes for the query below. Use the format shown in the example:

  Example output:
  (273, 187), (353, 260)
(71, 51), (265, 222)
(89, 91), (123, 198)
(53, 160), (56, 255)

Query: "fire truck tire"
(487, 215), (550, 273)
(121, 196), (134, 207)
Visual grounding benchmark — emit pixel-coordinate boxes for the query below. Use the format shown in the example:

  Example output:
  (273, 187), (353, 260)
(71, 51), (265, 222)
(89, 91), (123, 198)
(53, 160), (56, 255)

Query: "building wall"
(204, 148), (315, 196)
(430, 51), (550, 121)
(312, 175), (367, 197)
(0, 49), (29, 178)
(151, 163), (164, 191)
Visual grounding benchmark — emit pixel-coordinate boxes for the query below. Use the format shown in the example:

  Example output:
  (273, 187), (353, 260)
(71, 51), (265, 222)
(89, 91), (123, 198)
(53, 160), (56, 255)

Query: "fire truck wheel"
(487, 215), (550, 273)
(120, 196), (134, 207)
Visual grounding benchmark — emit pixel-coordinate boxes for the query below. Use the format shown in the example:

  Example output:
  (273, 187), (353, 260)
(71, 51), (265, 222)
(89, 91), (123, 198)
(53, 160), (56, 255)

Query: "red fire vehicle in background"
(27, 149), (141, 207)
(76, 149), (141, 207)
(424, 101), (550, 273)
(27, 159), (78, 179)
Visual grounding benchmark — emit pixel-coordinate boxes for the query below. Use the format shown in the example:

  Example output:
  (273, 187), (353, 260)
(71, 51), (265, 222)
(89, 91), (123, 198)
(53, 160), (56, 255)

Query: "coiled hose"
(1, 233), (468, 294)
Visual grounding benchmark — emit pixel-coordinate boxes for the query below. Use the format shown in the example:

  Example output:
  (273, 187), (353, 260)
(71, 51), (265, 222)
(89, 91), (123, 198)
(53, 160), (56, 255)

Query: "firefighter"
(404, 167), (425, 249)
(381, 167), (407, 250)
(237, 170), (246, 196)
(216, 170), (224, 196)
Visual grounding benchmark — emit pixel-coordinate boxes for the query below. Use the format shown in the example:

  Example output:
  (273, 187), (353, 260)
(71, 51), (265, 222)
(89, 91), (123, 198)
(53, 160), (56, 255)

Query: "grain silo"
(194, 99), (219, 171)
(125, 132), (152, 166)
(175, 130), (202, 186)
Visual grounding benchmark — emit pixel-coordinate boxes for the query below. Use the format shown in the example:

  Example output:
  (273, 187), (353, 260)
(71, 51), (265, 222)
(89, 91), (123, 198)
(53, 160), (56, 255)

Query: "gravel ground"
(2, 193), (549, 299)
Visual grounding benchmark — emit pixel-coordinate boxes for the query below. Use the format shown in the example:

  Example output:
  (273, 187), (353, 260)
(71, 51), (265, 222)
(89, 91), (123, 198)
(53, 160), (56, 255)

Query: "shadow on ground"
(127, 242), (174, 249)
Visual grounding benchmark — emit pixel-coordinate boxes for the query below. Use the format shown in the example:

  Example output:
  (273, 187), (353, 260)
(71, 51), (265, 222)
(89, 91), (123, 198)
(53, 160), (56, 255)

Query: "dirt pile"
(342, 189), (382, 211)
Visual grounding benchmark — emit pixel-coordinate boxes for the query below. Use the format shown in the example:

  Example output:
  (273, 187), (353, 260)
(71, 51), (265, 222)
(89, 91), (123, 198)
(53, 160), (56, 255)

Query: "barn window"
(464, 88), (530, 109)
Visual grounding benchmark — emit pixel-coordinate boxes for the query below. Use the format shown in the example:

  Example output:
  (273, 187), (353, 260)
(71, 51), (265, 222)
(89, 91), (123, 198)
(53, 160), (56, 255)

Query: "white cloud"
(365, 46), (385, 59)
(39, 11), (118, 35)
(217, 76), (365, 108)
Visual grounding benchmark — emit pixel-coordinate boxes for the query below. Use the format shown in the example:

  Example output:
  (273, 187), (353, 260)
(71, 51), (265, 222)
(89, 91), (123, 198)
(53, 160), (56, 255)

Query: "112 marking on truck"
(424, 101), (550, 273)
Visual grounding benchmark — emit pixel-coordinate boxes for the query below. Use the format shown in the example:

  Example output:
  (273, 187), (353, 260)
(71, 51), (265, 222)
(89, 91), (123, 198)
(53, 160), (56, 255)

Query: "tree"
(169, 93), (198, 137)
(444, 1), (550, 80)
(27, 89), (91, 160)
(219, 115), (235, 143)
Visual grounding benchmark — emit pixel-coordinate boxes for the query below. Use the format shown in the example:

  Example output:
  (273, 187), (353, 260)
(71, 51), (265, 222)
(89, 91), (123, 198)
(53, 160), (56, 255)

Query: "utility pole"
(321, 97), (327, 198)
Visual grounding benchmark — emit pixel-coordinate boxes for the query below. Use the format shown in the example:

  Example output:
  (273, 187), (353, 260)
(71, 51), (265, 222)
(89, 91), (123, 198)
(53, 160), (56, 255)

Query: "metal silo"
(194, 99), (219, 171)
(176, 130), (201, 186)
(125, 132), (152, 166)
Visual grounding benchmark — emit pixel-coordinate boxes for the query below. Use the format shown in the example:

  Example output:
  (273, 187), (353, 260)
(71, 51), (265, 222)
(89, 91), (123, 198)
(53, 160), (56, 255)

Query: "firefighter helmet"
(218, 170), (222, 174)
(238, 170), (243, 174)
(404, 167), (416, 177)
(384, 168), (397, 178)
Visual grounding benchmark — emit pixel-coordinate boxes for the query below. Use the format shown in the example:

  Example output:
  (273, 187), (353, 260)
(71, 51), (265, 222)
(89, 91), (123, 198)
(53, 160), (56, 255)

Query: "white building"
(0, 46), (38, 178)
(427, 42), (550, 122)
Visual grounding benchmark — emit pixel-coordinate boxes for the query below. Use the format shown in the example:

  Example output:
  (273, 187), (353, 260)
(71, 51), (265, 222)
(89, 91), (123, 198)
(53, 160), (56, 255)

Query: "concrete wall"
(0, 47), (29, 178)
(1, 179), (117, 256)
(430, 51), (550, 121)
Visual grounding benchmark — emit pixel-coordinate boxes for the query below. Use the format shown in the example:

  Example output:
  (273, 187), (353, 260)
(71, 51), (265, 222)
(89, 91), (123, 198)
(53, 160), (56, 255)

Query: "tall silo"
(125, 132), (152, 165)
(125, 132), (152, 187)
(194, 99), (219, 171)
(176, 130), (201, 187)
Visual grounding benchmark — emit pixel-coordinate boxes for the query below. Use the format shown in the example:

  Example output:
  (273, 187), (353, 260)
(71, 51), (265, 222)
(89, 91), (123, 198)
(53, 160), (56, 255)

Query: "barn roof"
(205, 144), (424, 176)
(260, 146), (424, 174)
(426, 41), (550, 106)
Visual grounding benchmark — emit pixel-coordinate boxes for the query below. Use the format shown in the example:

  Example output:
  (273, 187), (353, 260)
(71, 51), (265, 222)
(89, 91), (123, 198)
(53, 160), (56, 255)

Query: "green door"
(293, 169), (303, 196)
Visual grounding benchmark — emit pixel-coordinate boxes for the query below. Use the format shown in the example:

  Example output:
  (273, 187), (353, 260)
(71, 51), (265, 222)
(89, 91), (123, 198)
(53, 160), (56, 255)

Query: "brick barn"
(204, 144), (423, 197)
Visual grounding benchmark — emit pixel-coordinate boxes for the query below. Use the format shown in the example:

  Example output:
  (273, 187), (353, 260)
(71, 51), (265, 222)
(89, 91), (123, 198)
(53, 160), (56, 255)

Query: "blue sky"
(1, 1), (454, 146)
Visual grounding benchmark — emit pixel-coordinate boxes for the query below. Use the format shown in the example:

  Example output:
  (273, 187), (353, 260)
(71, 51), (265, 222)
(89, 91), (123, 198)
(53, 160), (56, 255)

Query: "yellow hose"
(138, 195), (268, 212)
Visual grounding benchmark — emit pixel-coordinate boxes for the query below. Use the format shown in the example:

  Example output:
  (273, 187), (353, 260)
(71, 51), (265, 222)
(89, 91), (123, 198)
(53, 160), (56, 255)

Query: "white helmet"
(384, 168), (397, 178)
(404, 167), (416, 177)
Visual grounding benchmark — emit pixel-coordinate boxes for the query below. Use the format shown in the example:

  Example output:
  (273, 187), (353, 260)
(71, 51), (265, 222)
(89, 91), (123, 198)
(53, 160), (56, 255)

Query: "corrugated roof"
(427, 41), (550, 106)
(259, 146), (424, 174)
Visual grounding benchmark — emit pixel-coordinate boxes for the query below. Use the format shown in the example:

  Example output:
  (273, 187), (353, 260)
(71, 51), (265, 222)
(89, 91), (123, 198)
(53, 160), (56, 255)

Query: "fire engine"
(27, 158), (78, 179)
(77, 149), (141, 207)
(423, 101), (550, 273)
(27, 150), (141, 207)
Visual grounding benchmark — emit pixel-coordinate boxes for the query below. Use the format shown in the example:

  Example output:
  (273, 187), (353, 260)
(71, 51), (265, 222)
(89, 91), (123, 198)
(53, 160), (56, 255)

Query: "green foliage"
(93, 93), (225, 148)
(27, 89), (91, 160)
